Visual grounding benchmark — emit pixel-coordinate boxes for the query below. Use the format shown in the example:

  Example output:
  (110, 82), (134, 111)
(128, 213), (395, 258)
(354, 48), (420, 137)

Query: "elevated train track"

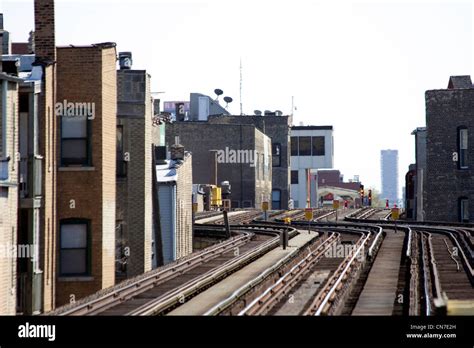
(47, 207), (473, 316)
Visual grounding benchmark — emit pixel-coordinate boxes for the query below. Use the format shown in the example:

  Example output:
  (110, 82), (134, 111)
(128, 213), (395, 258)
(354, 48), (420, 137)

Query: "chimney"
(28, 31), (35, 54)
(118, 52), (132, 70)
(170, 137), (184, 161)
(34, 0), (56, 61)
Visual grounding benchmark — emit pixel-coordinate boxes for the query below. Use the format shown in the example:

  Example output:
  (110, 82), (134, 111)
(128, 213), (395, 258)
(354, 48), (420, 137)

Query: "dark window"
(116, 125), (127, 177)
(312, 136), (325, 156)
(61, 116), (90, 166)
(459, 197), (469, 223)
(291, 137), (298, 156)
(272, 189), (281, 210)
(298, 137), (311, 156)
(60, 219), (90, 276)
(115, 221), (127, 275)
(458, 127), (468, 169)
(291, 170), (299, 184)
(272, 143), (281, 167)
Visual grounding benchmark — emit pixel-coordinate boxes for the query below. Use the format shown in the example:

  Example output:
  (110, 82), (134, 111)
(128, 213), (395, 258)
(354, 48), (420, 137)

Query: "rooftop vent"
(119, 52), (132, 70)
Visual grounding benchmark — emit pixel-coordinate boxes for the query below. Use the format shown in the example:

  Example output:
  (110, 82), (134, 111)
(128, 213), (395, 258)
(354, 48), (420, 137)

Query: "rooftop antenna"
(240, 58), (243, 115)
(214, 88), (223, 101)
(224, 96), (233, 109)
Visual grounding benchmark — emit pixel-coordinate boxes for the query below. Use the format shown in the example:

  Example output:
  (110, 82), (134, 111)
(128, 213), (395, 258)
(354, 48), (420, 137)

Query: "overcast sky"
(3, 0), (473, 196)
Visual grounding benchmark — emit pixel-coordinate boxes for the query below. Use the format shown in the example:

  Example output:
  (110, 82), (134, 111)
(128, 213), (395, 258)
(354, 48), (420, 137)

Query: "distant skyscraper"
(381, 149), (399, 205)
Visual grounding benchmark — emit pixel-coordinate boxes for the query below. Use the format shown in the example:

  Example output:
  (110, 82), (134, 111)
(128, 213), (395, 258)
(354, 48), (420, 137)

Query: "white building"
(290, 126), (334, 208)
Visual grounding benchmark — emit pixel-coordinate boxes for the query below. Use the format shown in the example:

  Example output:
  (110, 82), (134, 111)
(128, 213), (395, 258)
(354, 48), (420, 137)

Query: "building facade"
(0, 73), (20, 315)
(55, 43), (117, 306)
(290, 126), (334, 208)
(0, 0), (58, 315)
(411, 127), (426, 221)
(381, 149), (399, 206)
(156, 145), (193, 264)
(116, 65), (153, 280)
(208, 114), (290, 209)
(425, 75), (474, 222)
(165, 122), (272, 209)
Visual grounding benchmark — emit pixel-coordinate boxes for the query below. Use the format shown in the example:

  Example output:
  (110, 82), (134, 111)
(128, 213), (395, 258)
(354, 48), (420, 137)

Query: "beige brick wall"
(100, 47), (117, 289)
(175, 154), (193, 259)
(0, 80), (19, 315)
(39, 64), (57, 312)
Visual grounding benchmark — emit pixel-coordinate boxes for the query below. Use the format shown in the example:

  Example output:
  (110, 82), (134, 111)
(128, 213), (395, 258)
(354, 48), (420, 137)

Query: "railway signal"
(305, 208), (313, 234)
(368, 189), (372, 207)
(262, 201), (269, 221)
(359, 185), (365, 206)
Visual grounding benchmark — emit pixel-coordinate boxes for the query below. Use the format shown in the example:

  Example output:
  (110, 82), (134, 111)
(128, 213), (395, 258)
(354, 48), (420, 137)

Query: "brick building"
(116, 58), (153, 279)
(165, 122), (272, 209)
(0, 73), (21, 315)
(208, 114), (290, 209)
(156, 144), (193, 264)
(55, 43), (117, 306)
(0, 0), (58, 314)
(411, 127), (426, 221)
(425, 75), (474, 222)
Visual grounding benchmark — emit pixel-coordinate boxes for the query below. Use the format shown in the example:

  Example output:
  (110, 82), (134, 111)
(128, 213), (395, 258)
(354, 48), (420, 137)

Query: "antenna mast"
(240, 58), (243, 115)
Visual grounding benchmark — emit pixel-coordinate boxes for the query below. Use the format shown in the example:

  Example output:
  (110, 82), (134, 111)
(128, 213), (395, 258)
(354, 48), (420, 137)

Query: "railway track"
(47, 207), (473, 317)
(418, 227), (474, 315)
(47, 224), (298, 316)
(202, 222), (382, 316)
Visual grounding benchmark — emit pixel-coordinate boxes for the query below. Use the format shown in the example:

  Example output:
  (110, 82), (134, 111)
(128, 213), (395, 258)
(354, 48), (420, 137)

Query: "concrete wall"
(290, 127), (334, 208)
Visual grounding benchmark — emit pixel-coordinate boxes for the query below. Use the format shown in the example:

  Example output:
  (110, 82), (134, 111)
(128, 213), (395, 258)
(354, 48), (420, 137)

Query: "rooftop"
(292, 125), (333, 130)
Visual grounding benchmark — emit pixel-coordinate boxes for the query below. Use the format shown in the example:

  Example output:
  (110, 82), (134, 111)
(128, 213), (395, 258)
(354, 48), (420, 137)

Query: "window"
(291, 170), (299, 184)
(272, 190), (281, 210)
(61, 116), (90, 166)
(312, 136), (325, 156)
(272, 143), (281, 167)
(298, 137), (311, 156)
(60, 220), (90, 276)
(116, 125), (127, 177)
(459, 197), (469, 223)
(458, 127), (468, 169)
(291, 137), (298, 156)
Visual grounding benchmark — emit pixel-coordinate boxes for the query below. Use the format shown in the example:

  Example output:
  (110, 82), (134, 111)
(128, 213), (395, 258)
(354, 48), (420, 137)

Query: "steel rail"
(128, 226), (298, 316)
(50, 229), (254, 316)
(233, 232), (340, 316)
(312, 231), (373, 316)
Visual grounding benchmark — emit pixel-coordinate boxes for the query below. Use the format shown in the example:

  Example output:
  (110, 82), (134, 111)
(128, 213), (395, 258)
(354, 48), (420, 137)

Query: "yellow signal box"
(211, 186), (222, 207)
(391, 208), (400, 220)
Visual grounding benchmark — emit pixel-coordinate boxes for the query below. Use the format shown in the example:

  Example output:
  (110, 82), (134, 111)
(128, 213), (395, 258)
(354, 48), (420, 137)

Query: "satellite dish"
(275, 110), (283, 116)
(254, 110), (262, 116)
(223, 96), (233, 109)
(214, 89), (223, 96)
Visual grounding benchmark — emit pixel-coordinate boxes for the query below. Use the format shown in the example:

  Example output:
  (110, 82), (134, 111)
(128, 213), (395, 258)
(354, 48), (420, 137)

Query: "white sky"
(3, 0), (473, 196)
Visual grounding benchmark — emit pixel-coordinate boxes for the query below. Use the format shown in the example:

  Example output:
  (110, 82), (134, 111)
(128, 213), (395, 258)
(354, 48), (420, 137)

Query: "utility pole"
(240, 58), (243, 115)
